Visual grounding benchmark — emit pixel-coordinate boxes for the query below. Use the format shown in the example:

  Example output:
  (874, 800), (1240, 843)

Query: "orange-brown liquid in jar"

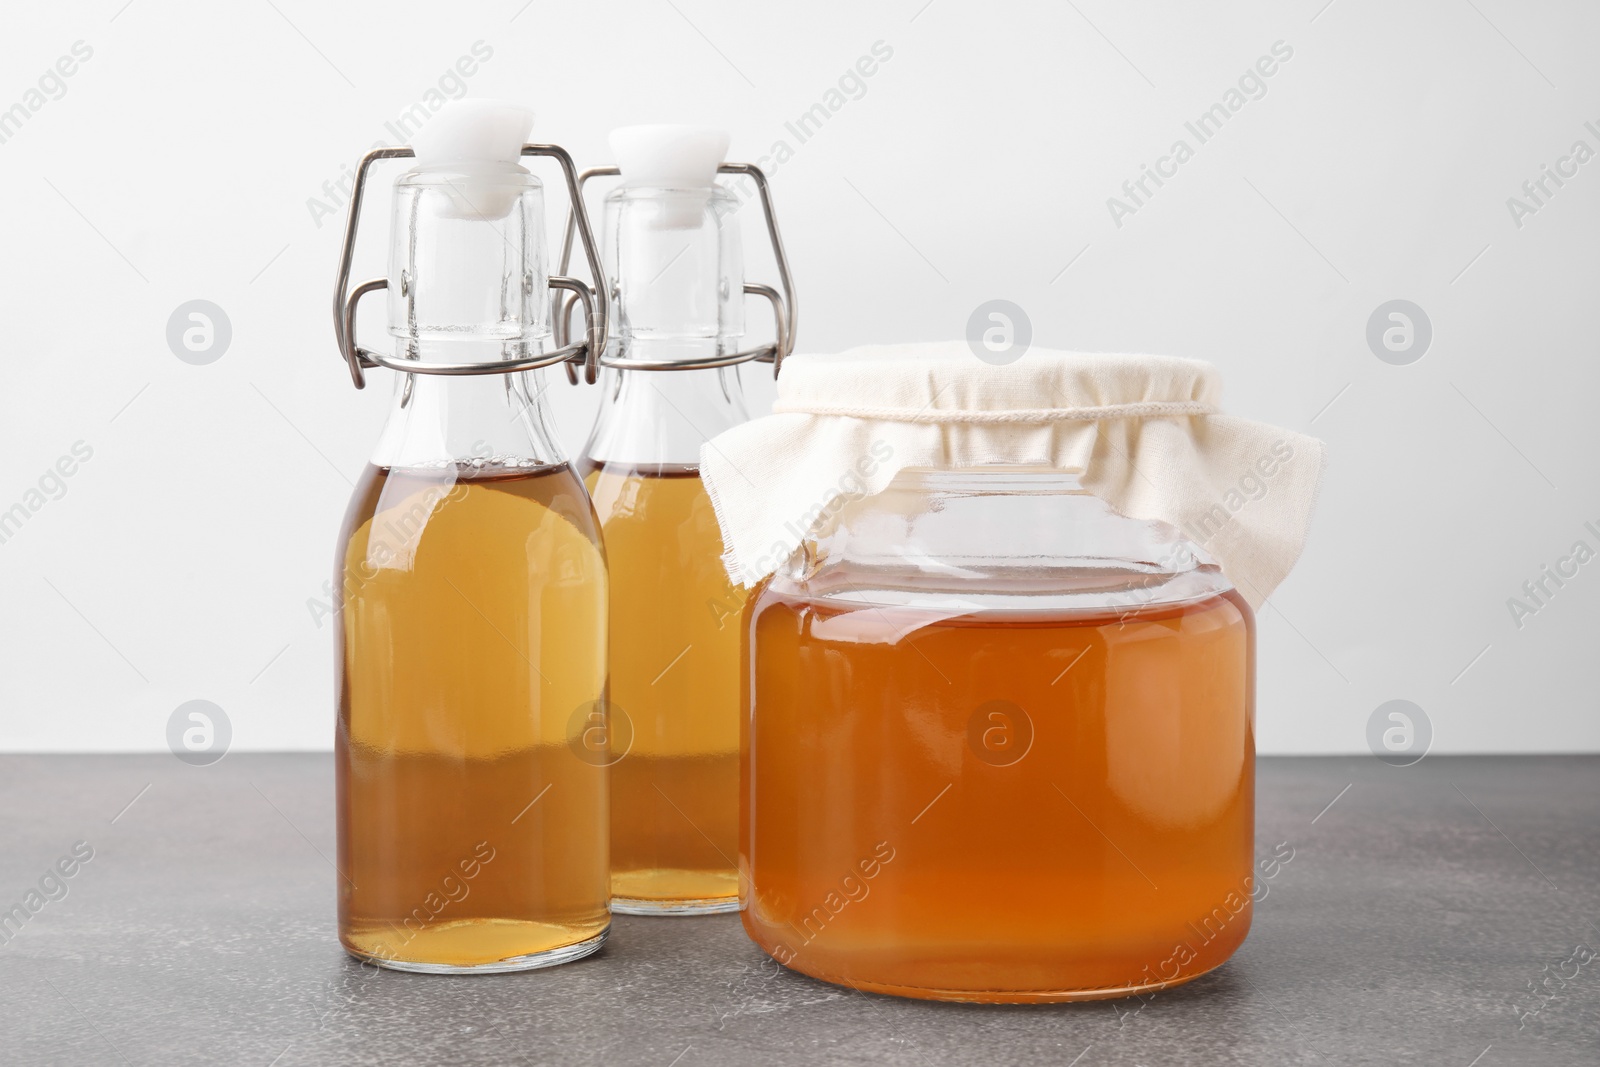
(583, 462), (745, 911)
(336, 463), (610, 971)
(742, 586), (1255, 1002)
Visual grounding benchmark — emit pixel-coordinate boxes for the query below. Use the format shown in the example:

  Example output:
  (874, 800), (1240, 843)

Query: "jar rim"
(888, 465), (1088, 494)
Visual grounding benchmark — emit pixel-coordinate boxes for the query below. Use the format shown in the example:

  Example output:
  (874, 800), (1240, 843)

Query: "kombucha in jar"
(331, 102), (612, 972)
(740, 468), (1257, 1002)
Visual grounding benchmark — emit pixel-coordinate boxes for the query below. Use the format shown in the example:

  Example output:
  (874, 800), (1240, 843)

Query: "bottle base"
(611, 895), (741, 917)
(610, 866), (741, 915)
(343, 926), (610, 975)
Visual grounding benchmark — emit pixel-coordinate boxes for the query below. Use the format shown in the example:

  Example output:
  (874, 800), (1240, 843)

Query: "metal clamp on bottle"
(333, 142), (610, 388)
(555, 143), (797, 380)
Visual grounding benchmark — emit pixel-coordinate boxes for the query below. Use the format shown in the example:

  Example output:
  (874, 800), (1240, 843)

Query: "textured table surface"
(0, 754), (1594, 1066)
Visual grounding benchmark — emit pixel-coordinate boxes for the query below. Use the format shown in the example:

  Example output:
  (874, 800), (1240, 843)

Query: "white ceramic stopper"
(409, 100), (535, 219)
(610, 124), (729, 228)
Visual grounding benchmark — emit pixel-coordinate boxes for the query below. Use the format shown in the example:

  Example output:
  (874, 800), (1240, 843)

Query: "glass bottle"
(330, 103), (611, 971)
(741, 467), (1255, 1001)
(578, 126), (780, 915)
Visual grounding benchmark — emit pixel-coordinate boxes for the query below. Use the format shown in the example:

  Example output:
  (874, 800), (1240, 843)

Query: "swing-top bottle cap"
(610, 124), (729, 229)
(335, 100), (614, 388)
(408, 99), (535, 220)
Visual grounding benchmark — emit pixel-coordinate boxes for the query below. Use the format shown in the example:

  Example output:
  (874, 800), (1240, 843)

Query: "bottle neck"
(581, 365), (749, 470)
(389, 164), (548, 354)
(374, 159), (564, 472)
(370, 358), (566, 472)
(606, 185), (743, 368)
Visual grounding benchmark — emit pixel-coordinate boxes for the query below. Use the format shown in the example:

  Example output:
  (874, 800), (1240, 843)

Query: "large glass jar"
(740, 466), (1255, 1003)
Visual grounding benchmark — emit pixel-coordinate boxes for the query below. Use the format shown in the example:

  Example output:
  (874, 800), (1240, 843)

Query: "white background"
(1, 0), (1595, 754)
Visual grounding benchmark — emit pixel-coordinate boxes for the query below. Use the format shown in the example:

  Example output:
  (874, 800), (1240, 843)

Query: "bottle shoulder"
(339, 462), (605, 563)
(581, 366), (750, 467)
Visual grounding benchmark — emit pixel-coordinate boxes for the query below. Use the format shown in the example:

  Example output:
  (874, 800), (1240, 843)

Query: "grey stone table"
(0, 755), (1594, 1066)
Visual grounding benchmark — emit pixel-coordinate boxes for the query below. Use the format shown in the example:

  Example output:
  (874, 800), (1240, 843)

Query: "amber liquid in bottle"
(743, 587), (1254, 1002)
(336, 462), (610, 971)
(583, 461), (745, 911)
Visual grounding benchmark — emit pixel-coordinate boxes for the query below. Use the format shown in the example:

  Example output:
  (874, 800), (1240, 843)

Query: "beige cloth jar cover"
(699, 343), (1325, 607)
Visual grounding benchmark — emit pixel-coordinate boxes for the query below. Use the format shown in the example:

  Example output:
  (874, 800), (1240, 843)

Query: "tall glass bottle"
(331, 102), (611, 971)
(580, 126), (755, 914)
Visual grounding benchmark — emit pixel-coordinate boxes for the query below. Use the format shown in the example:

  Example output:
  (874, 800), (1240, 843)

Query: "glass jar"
(740, 466), (1255, 1002)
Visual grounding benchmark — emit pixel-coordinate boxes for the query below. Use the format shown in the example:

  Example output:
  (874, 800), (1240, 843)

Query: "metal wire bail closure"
(332, 144), (610, 389)
(556, 162), (797, 380)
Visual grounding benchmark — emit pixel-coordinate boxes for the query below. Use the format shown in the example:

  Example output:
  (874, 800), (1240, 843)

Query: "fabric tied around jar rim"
(699, 343), (1326, 607)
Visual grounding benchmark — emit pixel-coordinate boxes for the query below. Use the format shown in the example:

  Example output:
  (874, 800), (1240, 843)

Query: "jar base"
(341, 924), (609, 974)
(770, 954), (1230, 1004)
